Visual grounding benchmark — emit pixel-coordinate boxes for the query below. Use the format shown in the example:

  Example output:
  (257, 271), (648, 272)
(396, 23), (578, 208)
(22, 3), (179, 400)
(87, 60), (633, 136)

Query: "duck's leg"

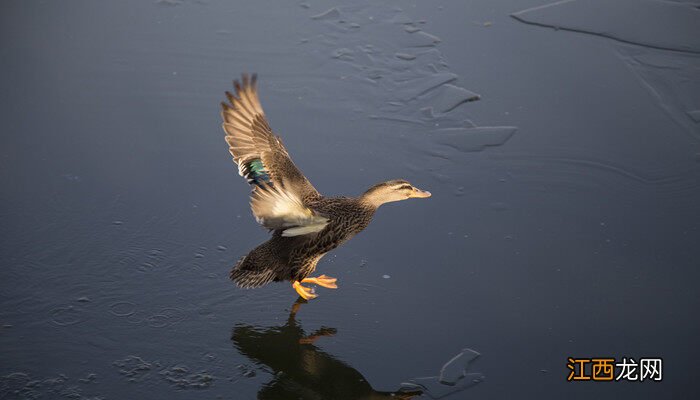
(293, 281), (318, 300)
(301, 274), (338, 289)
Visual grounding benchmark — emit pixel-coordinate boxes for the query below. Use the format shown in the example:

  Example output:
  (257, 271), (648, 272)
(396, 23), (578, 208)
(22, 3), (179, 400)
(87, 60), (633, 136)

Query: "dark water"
(1, 0), (699, 398)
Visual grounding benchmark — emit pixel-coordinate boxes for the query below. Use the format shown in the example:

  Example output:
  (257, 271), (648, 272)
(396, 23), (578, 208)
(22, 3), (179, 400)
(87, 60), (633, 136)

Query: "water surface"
(1, 0), (699, 399)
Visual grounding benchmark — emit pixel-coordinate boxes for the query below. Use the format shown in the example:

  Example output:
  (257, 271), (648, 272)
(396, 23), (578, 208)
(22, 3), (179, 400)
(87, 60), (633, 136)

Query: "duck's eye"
(397, 185), (412, 191)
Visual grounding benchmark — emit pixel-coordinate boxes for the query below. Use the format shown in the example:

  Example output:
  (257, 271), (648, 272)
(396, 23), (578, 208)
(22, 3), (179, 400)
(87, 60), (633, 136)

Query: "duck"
(220, 74), (431, 300)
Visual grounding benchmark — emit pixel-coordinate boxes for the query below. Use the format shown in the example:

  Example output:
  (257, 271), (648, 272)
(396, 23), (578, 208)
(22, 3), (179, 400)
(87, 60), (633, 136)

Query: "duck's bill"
(410, 188), (432, 198)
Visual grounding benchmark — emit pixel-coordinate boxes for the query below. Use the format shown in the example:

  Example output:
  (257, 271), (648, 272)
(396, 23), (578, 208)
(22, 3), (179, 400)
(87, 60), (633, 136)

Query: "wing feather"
(221, 74), (324, 234)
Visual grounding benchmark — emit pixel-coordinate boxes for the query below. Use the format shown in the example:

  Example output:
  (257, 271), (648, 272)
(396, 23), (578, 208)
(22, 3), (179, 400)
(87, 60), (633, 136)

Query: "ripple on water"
(109, 301), (187, 328)
(160, 307), (186, 322)
(126, 310), (148, 324)
(49, 306), (85, 326)
(113, 355), (159, 382)
(160, 366), (214, 389)
(146, 314), (170, 328)
(109, 301), (136, 317)
(112, 355), (221, 389)
(145, 307), (187, 328)
(0, 372), (102, 399)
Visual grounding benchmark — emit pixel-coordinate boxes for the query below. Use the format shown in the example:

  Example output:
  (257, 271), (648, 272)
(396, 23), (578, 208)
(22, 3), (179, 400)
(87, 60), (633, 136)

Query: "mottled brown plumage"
(221, 74), (431, 298)
(232, 197), (375, 287)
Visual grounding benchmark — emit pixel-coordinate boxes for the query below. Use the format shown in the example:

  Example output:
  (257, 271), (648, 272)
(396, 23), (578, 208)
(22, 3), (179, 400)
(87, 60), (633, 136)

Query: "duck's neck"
(359, 193), (380, 209)
(359, 189), (398, 209)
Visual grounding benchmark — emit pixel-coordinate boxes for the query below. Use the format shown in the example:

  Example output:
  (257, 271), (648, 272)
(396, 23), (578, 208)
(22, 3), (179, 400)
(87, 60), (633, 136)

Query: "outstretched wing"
(221, 74), (326, 236)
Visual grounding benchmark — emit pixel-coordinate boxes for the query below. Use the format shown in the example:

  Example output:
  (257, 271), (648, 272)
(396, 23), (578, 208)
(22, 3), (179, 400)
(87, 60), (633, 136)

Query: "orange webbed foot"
(293, 281), (318, 300)
(301, 274), (338, 289)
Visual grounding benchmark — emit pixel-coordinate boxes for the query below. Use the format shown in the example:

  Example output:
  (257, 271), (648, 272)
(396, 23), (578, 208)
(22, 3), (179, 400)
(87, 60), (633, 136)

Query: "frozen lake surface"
(1, 0), (699, 398)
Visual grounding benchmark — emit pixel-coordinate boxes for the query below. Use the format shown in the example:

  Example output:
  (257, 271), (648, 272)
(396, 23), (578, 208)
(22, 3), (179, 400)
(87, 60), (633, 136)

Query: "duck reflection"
(231, 299), (422, 400)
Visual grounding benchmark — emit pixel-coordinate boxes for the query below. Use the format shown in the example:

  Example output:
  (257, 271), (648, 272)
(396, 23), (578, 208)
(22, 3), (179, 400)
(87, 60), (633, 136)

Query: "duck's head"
(361, 179), (431, 208)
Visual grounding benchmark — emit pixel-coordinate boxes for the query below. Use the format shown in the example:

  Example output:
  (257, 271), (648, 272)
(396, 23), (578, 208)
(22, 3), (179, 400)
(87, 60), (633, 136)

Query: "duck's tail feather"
(230, 255), (278, 288)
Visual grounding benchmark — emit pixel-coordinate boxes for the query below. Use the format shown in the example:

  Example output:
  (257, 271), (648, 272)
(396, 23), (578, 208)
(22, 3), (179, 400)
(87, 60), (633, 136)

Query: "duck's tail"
(230, 254), (278, 289)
